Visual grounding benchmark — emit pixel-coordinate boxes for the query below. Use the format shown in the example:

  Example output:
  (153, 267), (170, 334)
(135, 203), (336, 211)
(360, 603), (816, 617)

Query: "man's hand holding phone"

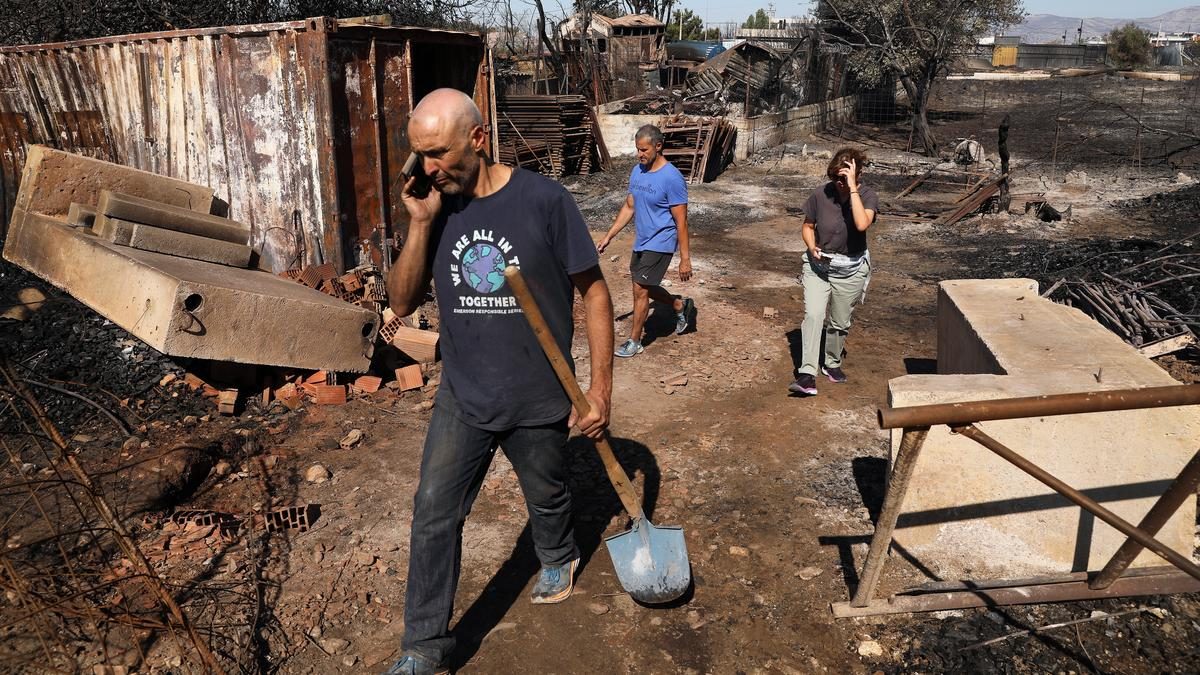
(401, 152), (441, 224)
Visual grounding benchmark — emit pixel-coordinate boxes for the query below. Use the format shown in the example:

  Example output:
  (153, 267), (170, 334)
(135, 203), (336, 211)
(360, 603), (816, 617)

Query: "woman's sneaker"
(788, 373), (818, 396)
(821, 366), (848, 383)
(615, 339), (644, 358)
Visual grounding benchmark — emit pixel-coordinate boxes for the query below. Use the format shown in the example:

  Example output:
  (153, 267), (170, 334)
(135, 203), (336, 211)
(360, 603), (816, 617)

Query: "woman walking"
(789, 147), (877, 396)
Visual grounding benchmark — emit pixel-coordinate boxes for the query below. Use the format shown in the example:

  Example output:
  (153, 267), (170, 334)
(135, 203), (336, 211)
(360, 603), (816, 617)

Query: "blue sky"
(689, 1), (1194, 24)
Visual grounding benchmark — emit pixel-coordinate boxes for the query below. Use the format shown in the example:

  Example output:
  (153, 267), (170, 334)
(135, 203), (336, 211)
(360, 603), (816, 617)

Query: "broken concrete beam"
(67, 203), (96, 229)
(313, 384), (347, 405)
(97, 190), (249, 244)
(395, 365), (423, 391)
(390, 326), (439, 363)
(98, 217), (253, 268)
(3, 213), (378, 372)
(9, 146), (213, 233)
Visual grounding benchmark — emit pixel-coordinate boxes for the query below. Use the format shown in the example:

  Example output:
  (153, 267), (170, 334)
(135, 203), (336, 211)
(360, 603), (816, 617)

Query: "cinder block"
(97, 190), (249, 244)
(390, 326), (439, 363)
(889, 279), (1199, 580)
(395, 365), (423, 391)
(67, 203), (96, 229)
(123, 220), (252, 268)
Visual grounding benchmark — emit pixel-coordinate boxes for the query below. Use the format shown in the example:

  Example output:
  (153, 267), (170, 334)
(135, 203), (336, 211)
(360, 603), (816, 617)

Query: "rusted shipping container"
(0, 17), (496, 273)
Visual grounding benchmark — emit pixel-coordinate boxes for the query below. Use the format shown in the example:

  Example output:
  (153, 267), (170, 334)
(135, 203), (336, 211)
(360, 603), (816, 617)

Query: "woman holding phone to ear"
(789, 147), (878, 397)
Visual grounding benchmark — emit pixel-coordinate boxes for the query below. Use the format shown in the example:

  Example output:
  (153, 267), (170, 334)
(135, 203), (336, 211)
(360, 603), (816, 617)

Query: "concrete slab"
(888, 279), (1199, 579)
(4, 211), (377, 372)
(14, 145), (213, 222)
(118, 219), (253, 268)
(98, 190), (250, 245)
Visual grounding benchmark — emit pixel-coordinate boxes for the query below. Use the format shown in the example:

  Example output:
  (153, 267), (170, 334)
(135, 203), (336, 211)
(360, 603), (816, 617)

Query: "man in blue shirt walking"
(597, 124), (694, 357)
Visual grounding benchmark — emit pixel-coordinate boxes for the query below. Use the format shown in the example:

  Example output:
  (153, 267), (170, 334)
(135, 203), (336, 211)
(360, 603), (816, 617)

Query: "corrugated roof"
(604, 14), (664, 28)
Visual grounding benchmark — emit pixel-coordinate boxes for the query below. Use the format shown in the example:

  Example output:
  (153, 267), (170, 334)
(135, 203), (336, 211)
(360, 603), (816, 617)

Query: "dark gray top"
(803, 182), (879, 255)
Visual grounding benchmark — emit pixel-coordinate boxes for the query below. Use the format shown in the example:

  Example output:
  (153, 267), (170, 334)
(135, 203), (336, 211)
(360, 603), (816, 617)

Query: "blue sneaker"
(675, 297), (694, 335)
(614, 339), (644, 358)
(531, 558), (579, 604)
(382, 654), (448, 675)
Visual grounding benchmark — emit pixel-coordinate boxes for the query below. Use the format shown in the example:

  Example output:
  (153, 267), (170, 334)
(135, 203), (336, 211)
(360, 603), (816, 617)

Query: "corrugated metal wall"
(1015, 44), (1107, 69)
(0, 18), (492, 273)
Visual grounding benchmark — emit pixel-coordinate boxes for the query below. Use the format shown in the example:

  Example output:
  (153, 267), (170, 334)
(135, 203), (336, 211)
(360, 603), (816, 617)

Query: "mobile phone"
(401, 152), (432, 197)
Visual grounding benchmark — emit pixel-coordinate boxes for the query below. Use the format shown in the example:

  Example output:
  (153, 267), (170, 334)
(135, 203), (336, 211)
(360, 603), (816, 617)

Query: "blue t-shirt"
(430, 168), (600, 430)
(629, 161), (687, 254)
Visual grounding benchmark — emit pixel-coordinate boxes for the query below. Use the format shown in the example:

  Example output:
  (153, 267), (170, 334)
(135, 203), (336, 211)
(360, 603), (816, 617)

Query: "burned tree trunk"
(998, 113), (1011, 212)
(900, 73), (937, 157)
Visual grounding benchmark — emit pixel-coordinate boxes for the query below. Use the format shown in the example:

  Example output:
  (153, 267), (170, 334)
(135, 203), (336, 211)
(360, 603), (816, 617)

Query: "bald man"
(383, 89), (614, 675)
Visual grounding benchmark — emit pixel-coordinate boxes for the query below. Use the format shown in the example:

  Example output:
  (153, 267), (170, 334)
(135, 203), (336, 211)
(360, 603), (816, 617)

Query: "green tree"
(668, 8), (719, 40)
(741, 8), (771, 29)
(819, 0), (1025, 156)
(1107, 23), (1152, 70)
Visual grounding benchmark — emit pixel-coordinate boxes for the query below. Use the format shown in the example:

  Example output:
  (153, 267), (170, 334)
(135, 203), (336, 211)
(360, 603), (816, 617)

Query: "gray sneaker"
(531, 558), (579, 604)
(675, 297), (694, 335)
(382, 654), (449, 675)
(615, 339), (644, 358)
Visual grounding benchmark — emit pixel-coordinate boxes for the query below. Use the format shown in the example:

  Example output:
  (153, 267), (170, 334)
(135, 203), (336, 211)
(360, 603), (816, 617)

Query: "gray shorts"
(630, 250), (673, 286)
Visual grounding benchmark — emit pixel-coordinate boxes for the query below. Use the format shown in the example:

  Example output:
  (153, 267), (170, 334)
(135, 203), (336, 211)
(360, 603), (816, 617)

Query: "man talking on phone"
(383, 88), (614, 675)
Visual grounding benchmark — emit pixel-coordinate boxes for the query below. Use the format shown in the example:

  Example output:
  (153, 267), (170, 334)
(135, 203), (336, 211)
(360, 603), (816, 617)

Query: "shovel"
(505, 266), (691, 604)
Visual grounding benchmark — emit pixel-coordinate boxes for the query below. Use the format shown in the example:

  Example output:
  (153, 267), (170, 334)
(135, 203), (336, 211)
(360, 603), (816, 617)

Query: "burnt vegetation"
(0, 0), (477, 45)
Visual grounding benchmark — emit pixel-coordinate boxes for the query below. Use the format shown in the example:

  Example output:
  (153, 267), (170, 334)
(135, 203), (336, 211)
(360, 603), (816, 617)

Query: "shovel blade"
(604, 519), (691, 604)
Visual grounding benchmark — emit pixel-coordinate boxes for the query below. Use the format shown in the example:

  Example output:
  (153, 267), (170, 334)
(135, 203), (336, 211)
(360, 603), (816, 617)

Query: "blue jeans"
(401, 392), (578, 665)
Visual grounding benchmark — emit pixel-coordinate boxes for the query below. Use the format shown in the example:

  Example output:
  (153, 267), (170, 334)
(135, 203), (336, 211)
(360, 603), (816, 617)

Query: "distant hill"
(1015, 6), (1200, 43)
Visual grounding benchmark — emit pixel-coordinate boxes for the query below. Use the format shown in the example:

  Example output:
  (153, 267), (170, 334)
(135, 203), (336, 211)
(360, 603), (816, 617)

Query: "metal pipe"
(850, 427), (929, 608)
(952, 424), (1200, 583)
(1090, 449), (1200, 590)
(832, 568), (1200, 618)
(879, 383), (1200, 429)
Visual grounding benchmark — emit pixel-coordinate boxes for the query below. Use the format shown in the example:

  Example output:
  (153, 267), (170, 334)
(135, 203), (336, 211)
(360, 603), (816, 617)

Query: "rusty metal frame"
(832, 383), (1200, 618)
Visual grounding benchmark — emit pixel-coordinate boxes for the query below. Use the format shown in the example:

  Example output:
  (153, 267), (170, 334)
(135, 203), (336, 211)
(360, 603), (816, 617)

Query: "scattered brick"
(378, 316), (405, 343)
(305, 370), (328, 385)
(313, 384), (347, 405)
(661, 371), (689, 387)
(395, 365), (423, 392)
(218, 389), (238, 415)
(158, 373), (177, 387)
(352, 375), (383, 394)
(390, 326), (439, 363)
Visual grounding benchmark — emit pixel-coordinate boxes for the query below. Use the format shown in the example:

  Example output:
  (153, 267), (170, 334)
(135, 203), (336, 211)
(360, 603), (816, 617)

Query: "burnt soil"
(2, 72), (1200, 674)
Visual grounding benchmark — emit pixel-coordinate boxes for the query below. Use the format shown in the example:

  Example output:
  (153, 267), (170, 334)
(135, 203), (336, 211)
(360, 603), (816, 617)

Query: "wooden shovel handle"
(504, 266), (644, 520)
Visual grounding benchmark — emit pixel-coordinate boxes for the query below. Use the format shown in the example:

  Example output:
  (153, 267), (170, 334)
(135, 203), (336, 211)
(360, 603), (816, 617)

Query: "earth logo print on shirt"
(449, 228), (523, 315)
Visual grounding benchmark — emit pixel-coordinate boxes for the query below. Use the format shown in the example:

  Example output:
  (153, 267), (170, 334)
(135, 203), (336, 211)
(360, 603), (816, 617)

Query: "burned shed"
(0, 17), (495, 274)
(561, 13), (665, 103)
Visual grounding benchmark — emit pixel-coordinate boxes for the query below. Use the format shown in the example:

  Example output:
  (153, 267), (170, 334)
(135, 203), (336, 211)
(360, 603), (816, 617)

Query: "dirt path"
(6, 84), (1199, 671)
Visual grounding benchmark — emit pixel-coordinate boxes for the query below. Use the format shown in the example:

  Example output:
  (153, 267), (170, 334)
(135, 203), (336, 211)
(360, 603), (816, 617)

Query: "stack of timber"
(660, 115), (737, 184)
(497, 95), (607, 178)
(1043, 280), (1197, 356)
